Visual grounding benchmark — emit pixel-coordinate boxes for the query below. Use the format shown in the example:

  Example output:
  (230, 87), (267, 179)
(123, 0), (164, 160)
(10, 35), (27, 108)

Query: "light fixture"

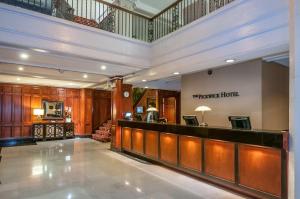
(101, 65), (107, 70)
(20, 53), (29, 60)
(33, 76), (45, 79)
(16, 77), (21, 81)
(145, 86), (149, 89)
(33, 108), (44, 121)
(32, 48), (48, 53)
(136, 187), (142, 193)
(173, 72), (180, 75)
(225, 59), (235, 63)
(68, 83), (74, 86)
(194, 106), (212, 126)
(83, 74), (88, 78)
(18, 66), (24, 71)
(125, 181), (130, 186)
(65, 155), (71, 161)
(142, 79), (147, 82)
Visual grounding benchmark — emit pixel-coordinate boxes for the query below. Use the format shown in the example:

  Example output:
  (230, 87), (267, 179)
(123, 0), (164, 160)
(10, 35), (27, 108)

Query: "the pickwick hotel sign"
(193, 91), (240, 99)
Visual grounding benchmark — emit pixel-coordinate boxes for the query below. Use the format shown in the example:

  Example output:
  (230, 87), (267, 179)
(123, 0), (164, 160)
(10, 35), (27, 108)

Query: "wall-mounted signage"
(193, 91), (239, 99)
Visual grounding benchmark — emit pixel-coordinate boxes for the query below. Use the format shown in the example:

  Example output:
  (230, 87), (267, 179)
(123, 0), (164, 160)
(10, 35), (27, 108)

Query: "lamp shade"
(194, 106), (212, 112)
(33, 109), (44, 116)
(146, 107), (158, 112)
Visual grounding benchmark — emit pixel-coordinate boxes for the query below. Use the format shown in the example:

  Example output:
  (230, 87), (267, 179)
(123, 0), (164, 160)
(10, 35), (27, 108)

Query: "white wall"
(181, 59), (263, 128)
(181, 59), (289, 130)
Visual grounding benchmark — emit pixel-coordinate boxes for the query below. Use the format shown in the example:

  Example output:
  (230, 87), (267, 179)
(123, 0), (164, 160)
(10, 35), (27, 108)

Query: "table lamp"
(33, 108), (44, 121)
(146, 107), (159, 123)
(194, 105), (211, 126)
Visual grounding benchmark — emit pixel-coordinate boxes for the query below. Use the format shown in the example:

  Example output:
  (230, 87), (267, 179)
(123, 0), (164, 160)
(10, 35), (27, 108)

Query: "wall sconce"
(33, 109), (44, 121)
(194, 106), (212, 126)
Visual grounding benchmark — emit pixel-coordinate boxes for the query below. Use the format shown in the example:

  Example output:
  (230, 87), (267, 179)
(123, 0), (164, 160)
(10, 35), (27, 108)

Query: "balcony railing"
(0, 0), (234, 42)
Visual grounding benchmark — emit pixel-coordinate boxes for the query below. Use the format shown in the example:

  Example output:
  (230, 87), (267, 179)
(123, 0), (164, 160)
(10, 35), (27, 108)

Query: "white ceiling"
(105, 0), (177, 17)
(0, 62), (108, 88)
(135, 0), (176, 16)
(0, 0), (289, 90)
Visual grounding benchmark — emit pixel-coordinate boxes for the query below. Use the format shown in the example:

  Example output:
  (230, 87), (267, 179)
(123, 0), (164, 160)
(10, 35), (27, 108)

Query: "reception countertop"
(118, 120), (288, 149)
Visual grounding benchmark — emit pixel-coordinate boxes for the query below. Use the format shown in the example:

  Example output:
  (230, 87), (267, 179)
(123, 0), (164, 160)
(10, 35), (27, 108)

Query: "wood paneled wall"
(92, 90), (111, 131)
(0, 84), (111, 138)
(158, 90), (181, 124)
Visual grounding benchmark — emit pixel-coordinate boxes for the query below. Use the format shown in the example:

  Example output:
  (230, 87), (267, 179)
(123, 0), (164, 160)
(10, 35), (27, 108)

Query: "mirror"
(42, 100), (64, 120)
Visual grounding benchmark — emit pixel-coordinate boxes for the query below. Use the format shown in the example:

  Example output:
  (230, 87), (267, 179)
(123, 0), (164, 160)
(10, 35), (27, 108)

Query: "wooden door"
(163, 97), (176, 123)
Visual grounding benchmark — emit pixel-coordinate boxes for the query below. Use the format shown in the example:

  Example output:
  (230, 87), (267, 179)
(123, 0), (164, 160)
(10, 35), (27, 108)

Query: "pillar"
(289, 0), (300, 198)
(111, 78), (132, 150)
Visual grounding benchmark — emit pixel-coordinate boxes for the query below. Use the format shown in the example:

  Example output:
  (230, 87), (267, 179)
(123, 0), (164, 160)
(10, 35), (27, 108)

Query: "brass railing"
(0, 0), (234, 42)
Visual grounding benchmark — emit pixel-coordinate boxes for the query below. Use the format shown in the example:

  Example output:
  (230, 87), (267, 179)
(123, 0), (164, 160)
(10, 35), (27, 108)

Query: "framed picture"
(42, 100), (64, 120)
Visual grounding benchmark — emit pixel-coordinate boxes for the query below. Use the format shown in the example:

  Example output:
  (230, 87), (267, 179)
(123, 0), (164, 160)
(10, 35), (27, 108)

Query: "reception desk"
(117, 120), (288, 199)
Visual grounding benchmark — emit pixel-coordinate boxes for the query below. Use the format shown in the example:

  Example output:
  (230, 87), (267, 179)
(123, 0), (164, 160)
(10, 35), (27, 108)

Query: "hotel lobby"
(0, 0), (298, 199)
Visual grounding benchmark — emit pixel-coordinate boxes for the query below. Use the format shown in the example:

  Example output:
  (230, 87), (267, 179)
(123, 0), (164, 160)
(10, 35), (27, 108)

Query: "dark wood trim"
(118, 120), (286, 149)
(0, 137), (36, 147)
(75, 135), (92, 138)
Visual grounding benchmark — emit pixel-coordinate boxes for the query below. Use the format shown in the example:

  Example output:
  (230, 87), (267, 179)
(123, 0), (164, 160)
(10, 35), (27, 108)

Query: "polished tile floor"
(0, 139), (244, 199)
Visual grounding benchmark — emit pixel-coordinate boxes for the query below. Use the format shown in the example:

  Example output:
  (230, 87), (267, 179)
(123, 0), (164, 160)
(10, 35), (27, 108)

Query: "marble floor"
(0, 138), (245, 199)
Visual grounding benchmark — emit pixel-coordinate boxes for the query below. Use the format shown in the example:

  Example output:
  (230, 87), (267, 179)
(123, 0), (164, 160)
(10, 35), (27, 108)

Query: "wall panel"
(204, 140), (235, 182)
(179, 136), (202, 172)
(0, 84), (101, 138)
(239, 144), (282, 196)
(160, 133), (178, 165)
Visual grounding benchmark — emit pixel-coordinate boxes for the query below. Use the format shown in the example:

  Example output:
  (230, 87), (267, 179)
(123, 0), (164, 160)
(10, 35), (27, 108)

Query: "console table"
(32, 122), (75, 141)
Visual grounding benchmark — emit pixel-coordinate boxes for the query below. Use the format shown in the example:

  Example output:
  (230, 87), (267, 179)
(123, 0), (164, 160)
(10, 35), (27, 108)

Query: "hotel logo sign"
(193, 91), (239, 100)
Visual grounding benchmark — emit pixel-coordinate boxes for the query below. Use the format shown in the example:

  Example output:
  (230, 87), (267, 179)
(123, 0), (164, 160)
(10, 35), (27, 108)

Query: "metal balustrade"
(0, 0), (234, 42)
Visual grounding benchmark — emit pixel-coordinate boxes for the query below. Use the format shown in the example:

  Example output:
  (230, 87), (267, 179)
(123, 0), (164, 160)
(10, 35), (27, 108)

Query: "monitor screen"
(228, 116), (251, 130)
(124, 112), (132, 120)
(183, 115), (199, 126)
(136, 106), (143, 114)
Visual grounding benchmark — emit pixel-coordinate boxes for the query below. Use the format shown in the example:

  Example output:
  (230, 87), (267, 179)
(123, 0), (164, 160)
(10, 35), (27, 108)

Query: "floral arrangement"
(65, 106), (72, 122)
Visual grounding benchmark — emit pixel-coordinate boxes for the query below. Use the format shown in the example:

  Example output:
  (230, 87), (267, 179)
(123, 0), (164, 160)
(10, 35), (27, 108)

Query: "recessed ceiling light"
(173, 72), (180, 75)
(32, 76), (45, 79)
(101, 65), (107, 70)
(17, 77), (21, 81)
(225, 59), (235, 63)
(20, 53), (29, 60)
(32, 48), (48, 53)
(83, 74), (88, 78)
(18, 66), (24, 71)
(142, 79), (147, 82)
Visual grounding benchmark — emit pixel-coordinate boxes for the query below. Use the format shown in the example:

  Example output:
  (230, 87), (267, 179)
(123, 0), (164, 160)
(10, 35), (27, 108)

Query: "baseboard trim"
(0, 137), (36, 147)
(75, 135), (92, 138)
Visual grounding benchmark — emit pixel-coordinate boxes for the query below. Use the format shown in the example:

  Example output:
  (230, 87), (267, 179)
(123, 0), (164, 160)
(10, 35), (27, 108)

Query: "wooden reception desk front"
(117, 120), (288, 199)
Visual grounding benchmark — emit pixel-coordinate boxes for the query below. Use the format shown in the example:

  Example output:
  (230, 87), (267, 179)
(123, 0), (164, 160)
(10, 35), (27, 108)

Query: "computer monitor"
(136, 106), (144, 114)
(228, 116), (251, 130)
(183, 115), (199, 126)
(124, 112), (132, 120)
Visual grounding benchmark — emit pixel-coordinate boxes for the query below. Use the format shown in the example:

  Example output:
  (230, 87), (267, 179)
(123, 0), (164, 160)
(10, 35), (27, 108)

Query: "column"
(289, 0), (300, 198)
(111, 78), (132, 150)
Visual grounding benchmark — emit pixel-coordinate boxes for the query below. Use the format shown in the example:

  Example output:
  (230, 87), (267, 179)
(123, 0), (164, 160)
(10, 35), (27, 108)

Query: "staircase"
(92, 120), (112, 142)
